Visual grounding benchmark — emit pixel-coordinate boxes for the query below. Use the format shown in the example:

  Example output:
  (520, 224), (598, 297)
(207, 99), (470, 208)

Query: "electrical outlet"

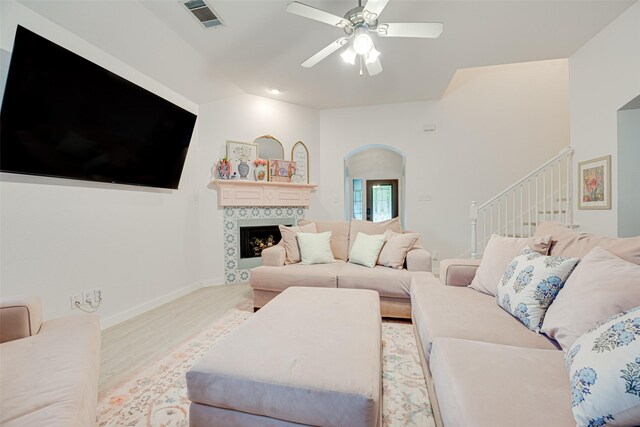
(82, 290), (94, 305)
(94, 288), (103, 303)
(70, 294), (82, 310)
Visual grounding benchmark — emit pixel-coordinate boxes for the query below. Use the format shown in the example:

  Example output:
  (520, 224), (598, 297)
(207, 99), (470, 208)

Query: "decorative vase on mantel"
(237, 160), (250, 180)
(254, 165), (267, 181)
(253, 158), (268, 182)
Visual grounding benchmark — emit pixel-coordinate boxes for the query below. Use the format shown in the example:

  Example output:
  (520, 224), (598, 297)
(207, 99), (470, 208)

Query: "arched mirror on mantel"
(254, 135), (285, 160)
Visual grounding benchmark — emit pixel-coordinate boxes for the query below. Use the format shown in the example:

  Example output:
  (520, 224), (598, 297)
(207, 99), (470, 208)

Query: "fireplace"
(239, 225), (283, 259)
(224, 208), (304, 283)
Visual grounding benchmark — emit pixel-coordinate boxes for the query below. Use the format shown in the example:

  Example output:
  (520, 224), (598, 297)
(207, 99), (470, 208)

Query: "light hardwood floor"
(99, 283), (252, 393)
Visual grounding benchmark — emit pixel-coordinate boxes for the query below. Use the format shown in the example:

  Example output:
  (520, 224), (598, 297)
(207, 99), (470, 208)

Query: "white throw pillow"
(348, 232), (387, 268)
(469, 234), (553, 296)
(279, 222), (317, 265)
(566, 306), (640, 427)
(496, 247), (579, 332)
(297, 231), (335, 265)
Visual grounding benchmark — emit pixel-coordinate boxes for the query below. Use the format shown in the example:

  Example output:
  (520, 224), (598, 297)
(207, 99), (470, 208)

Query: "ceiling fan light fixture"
(365, 48), (380, 64)
(353, 32), (373, 55)
(340, 46), (357, 65)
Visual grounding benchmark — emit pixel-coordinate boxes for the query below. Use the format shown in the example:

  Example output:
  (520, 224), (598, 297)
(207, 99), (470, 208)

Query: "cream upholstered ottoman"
(186, 287), (382, 427)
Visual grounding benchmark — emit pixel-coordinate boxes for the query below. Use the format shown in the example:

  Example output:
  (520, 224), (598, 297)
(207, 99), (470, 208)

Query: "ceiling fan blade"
(301, 38), (349, 68)
(287, 2), (350, 28)
(363, 0), (389, 20)
(366, 57), (383, 76)
(378, 22), (443, 38)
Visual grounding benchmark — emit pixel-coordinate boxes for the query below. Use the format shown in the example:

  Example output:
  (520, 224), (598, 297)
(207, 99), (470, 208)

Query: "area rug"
(97, 309), (434, 427)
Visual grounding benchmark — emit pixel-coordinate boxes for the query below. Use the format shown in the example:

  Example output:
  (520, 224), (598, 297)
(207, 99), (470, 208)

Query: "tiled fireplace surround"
(223, 206), (306, 284)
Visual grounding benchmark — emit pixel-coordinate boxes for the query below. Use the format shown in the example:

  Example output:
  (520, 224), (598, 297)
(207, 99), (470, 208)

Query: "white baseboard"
(99, 277), (224, 330)
(200, 277), (225, 287)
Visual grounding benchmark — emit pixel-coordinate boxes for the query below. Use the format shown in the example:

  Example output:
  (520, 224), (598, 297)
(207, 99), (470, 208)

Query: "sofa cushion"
(496, 247), (579, 332)
(378, 230), (420, 270)
(349, 218), (402, 252)
(0, 314), (100, 427)
(250, 262), (343, 292)
(430, 338), (574, 427)
(279, 223), (317, 265)
(566, 307), (640, 427)
(542, 247), (640, 351)
(535, 222), (640, 264)
(469, 234), (552, 296)
(348, 232), (386, 268)
(338, 262), (432, 299)
(298, 232), (335, 265)
(299, 220), (350, 261)
(410, 278), (559, 361)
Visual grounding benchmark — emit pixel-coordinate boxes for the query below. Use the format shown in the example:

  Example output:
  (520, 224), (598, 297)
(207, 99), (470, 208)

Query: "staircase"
(468, 146), (575, 258)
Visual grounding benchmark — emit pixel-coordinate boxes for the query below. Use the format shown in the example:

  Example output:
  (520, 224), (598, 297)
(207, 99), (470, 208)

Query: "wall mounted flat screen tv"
(0, 26), (197, 189)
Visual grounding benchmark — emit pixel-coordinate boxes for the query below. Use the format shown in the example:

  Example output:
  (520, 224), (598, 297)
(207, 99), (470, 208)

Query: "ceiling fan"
(287, 0), (443, 76)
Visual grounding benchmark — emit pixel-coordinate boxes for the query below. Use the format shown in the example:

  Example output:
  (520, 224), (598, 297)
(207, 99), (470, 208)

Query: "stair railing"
(469, 146), (574, 259)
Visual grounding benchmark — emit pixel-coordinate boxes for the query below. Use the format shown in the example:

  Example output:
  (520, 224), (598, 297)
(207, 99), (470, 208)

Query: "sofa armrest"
(0, 295), (43, 343)
(406, 248), (432, 272)
(261, 245), (286, 267)
(439, 259), (482, 287)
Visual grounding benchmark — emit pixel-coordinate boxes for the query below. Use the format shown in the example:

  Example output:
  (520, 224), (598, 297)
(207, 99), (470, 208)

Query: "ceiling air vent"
(182, 0), (222, 29)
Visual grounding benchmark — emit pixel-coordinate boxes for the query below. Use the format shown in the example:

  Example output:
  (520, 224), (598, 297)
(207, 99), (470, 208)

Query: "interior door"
(366, 179), (398, 222)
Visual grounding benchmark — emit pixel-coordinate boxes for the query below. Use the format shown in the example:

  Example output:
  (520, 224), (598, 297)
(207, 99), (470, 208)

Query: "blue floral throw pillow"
(566, 306), (640, 427)
(496, 247), (579, 332)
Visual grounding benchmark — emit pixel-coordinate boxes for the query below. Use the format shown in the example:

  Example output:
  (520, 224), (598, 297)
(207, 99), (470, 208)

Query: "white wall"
(196, 94), (320, 282)
(569, 2), (640, 236)
(0, 1), (202, 327)
(618, 108), (640, 237)
(314, 59), (570, 261)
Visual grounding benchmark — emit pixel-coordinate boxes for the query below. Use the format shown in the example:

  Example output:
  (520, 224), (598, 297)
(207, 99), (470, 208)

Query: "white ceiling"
(20, 0), (635, 109)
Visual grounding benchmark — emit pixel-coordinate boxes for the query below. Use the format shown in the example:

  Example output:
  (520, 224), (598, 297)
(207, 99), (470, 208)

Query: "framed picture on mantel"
(226, 141), (257, 180)
(578, 155), (611, 210)
(291, 141), (309, 184)
(268, 159), (296, 183)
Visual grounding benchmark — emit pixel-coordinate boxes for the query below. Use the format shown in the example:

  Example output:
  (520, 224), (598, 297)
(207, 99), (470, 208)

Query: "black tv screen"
(0, 26), (197, 189)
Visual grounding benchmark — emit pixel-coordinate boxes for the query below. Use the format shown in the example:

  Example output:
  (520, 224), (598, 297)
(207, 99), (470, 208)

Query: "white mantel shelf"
(211, 179), (317, 207)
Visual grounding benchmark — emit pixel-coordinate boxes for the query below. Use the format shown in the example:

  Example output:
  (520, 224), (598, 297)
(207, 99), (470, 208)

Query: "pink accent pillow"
(279, 222), (317, 264)
(541, 246), (640, 351)
(535, 222), (640, 264)
(469, 234), (552, 296)
(377, 230), (420, 269)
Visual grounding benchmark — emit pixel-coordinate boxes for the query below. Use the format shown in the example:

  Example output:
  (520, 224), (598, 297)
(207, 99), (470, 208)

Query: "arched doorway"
(344, 145), (406, 226)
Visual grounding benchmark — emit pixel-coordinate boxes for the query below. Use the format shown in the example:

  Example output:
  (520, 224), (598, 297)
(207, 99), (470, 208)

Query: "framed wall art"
(291, 141), (309, 184)
(226, 141), (258, 180)
(578, 155), (611, 210)
(268, 159), (296, 183)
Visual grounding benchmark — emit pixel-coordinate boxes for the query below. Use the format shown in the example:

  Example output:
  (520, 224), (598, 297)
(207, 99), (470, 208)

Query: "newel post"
(470, 201), (478, 259)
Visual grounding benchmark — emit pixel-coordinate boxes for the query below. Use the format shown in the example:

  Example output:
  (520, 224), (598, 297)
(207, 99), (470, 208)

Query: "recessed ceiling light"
(268, 88), (281, 95)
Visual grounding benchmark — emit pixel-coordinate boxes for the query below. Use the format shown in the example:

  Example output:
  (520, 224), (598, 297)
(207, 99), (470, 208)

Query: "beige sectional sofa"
(411, 223), (640, 427)
(251, 219), (433, 318)
(0, 296), (101, 427)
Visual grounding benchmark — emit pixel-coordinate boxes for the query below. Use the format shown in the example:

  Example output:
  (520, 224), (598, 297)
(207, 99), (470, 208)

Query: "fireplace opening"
(239, 224), (290, 259)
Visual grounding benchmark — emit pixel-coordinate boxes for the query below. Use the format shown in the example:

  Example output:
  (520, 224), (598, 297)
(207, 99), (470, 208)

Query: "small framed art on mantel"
(578, 155), (611, 210)
(226, 141), (258, 180)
